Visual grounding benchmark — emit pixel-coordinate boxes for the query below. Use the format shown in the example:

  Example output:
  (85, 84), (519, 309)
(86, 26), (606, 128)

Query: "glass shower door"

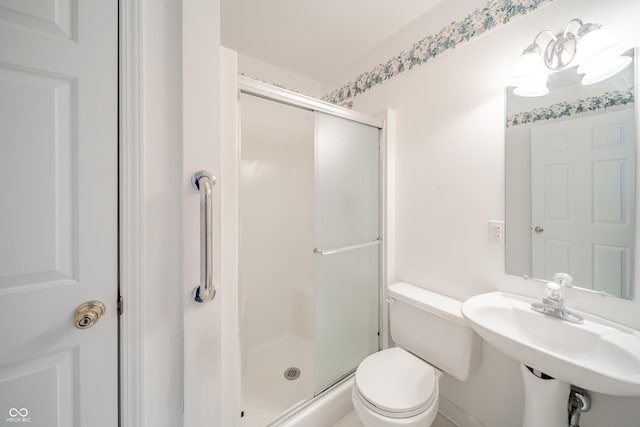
(313, 112), (381, 393)
(238, 88), (382, 425)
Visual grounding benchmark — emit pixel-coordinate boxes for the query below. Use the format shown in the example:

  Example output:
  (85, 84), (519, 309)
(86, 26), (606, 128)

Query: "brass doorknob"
(534, 226), (544, 233)
(73, 301), (106, 329)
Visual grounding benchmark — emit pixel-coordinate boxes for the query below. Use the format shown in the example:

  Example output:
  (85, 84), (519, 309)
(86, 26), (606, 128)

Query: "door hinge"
(117, 295), (124, 315)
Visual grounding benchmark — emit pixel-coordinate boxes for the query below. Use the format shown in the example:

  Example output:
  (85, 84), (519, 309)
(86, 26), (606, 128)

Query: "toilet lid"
(355, 347), (436, 414)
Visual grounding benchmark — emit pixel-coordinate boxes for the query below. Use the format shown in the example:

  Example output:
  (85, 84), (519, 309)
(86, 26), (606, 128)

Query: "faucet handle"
(545, 281), (563, 301)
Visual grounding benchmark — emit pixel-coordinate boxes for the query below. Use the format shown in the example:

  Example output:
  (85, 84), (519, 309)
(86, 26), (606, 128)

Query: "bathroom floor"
(333, 410), (458, 427)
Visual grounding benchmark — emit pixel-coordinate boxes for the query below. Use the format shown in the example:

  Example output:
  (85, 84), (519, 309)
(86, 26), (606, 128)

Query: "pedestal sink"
(461, 292), (640, 426)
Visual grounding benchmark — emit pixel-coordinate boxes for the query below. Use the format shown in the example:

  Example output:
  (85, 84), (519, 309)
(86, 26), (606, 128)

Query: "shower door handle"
(192, 170), (217, 303)
(313, 238), (382, 256)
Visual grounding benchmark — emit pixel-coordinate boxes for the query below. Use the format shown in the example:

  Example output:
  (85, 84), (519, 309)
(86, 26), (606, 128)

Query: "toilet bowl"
(351, 282), (481, 427)
(352, 347), (440, 427)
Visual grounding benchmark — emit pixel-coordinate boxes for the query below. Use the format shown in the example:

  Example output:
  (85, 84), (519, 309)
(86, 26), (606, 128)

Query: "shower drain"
(284, 367), (301, 381)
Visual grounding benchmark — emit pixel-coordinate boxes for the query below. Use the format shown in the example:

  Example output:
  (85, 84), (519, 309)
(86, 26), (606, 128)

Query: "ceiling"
(221, 0), (445, 83)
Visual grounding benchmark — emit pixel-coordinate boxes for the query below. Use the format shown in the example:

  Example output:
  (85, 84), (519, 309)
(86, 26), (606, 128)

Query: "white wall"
(238, 53), (322, 98)
(136, 0), (221, 426)
(140, 0), (184, 425)
(182, 0), (222, 426)
(322, 0), (640, 426)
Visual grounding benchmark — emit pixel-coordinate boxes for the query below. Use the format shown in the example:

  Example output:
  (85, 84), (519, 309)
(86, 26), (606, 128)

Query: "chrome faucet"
(530, 273), (583, 324)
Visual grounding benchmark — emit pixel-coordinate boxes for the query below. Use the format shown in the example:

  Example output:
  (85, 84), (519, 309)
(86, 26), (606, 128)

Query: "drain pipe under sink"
(568, 388), (591, 427)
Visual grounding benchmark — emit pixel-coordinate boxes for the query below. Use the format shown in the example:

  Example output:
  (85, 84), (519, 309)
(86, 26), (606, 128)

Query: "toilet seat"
(354, 347), (437, 419)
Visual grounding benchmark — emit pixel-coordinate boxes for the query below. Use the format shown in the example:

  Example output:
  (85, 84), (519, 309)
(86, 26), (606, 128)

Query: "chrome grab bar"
(192, 170), (216, 303)
(313, 238), (381, 256)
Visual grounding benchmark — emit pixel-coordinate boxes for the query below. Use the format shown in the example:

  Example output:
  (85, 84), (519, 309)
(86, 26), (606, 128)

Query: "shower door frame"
(224, 75), (389, 426)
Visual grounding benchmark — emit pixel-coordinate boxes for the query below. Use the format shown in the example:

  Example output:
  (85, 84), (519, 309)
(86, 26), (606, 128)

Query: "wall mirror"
(505, 49), (636, 299)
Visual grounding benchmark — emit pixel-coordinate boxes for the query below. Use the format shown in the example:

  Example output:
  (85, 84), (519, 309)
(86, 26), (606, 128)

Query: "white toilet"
(352, 282), (481, 427)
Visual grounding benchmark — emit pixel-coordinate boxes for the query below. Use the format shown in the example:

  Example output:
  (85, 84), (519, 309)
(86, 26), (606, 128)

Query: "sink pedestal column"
(521, 364), (570, 427)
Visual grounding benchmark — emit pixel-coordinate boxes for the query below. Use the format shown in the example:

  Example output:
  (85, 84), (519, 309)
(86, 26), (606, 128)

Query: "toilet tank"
(387, 282), (481, 382)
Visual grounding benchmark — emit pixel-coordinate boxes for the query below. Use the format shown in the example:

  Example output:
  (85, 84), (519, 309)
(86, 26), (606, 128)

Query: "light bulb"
(577, 27), (629, 74)
(582, 55), (632, 85)
(506, 48), (549, 87)
(507, 44), (549, 97)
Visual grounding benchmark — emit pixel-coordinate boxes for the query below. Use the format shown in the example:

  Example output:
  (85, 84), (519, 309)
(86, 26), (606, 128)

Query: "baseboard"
(438, 396), (486, 427)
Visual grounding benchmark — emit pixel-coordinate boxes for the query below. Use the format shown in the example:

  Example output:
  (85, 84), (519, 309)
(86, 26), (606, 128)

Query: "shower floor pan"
(241, 334), (314, 427)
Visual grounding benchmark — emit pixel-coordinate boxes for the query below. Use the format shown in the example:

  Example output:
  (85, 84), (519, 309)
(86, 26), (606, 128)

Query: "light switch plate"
(488, 220), (504, 243)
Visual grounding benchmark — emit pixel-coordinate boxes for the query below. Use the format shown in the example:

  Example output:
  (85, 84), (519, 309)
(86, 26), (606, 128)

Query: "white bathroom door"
(0, 1), (118, 426)
(531, 109), (634, 296)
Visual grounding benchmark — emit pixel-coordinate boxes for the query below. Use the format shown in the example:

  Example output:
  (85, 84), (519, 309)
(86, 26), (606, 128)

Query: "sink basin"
(461, 292), (640, 396)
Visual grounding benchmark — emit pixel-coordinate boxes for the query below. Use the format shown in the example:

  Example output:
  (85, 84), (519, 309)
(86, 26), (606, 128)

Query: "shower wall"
(238, 53), (322, 98)
(239, 98), (314, 351)
(239, 94), (316, 426)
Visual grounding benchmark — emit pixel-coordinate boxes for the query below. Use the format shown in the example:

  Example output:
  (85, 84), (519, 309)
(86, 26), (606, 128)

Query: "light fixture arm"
(519, 30), (556, 58)
(562, 18), (584, 38)
(533, 30), (557, 47)
(508, 17), (630, 96)
(543, 29), (578, 70)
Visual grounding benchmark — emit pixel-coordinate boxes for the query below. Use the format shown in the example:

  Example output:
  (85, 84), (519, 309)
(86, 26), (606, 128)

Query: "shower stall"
(237, 77), (384, 426)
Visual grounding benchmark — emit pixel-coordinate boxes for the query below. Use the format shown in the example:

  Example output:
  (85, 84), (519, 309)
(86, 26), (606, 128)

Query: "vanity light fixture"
(507, 18), (630, 96)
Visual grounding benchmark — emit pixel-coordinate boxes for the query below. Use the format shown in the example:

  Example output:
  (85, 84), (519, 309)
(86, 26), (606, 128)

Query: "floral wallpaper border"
(323, 0), (555, 105)
(506, 87), (635, 127)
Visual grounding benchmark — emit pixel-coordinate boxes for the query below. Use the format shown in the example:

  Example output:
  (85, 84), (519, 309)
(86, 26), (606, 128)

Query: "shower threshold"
(266, 371), (355, 427)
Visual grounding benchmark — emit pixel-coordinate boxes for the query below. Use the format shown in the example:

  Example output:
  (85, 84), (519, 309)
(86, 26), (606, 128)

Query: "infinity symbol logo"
(9, 408), (28, 417)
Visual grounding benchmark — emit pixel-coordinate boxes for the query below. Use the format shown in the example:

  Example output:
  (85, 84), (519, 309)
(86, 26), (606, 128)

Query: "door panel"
(0, 0), (76, 40)
(0, 66), (75, 287)
(0, 350), (76, 426)
(0, 1), (118, 426)
(531, 109), (634, 296)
